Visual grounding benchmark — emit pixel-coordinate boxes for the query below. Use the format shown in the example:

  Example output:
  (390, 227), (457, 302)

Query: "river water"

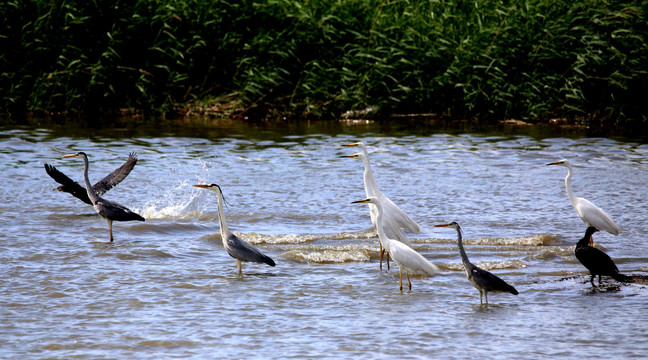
(1, 119), (647, 359)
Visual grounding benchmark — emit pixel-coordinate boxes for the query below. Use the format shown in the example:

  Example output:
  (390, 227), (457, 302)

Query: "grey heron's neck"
(81, 154), (99, 205)
(455, 226), (472, 269)
(215, 190), (230, 238)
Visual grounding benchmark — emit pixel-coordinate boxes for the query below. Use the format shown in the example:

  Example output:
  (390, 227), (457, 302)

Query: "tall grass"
(1, 0), (647, 128)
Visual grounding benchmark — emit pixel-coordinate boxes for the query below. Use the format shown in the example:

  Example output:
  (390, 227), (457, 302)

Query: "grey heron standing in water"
(343, 141), (420, 270)
(352, 197), (440, 291)
(193, 184), (275, 275)
(63, 152), (144, 242)
(45, 152), (138, 205)
(547, 159), (621, 245)
(435, 222), (518, 305)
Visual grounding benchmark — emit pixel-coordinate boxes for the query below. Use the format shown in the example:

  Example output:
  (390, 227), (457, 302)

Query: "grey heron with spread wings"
(63, 152), (144, 242)
(45, 152), (138, 205)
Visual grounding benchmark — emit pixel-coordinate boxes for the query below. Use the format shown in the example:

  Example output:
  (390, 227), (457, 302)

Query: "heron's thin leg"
(386, 251), (390, 271)
(379, 244), (383, 270)
(236, 259), (242, 275)
(484, 291), (488, 305)
(407, 274), (412, 291)
(479, 291), (483, 305)
(399, 270), (403, 291)
(107, 219), (113, 242)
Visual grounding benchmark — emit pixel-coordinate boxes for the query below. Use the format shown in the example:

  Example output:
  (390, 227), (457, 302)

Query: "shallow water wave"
(284, 247), (371, 263)
(447, 259), (528, 271)
(469, 234), (553, 246)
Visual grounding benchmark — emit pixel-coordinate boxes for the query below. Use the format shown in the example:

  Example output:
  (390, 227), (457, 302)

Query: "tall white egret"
(547, 159), (621, 244)
(575, 227), (631, 287)
(344, 142), (420, 233)
(343, 141), (419, 269)
(352, 198), (441, 291)
(63, 152), (144, 242)
(46, 152), (138, 205)
(193, 184), (275, 275)
(434, 222), (518, 305)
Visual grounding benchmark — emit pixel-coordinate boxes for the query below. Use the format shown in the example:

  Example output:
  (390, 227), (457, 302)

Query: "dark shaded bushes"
(2, 0), (647, 126)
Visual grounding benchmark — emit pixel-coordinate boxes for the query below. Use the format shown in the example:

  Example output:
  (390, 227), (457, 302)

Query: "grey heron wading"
(45, 152), (138, 205)
(435, 222), (518, 305)
(547, 159), (621, 245)
(193, 184), (275, 275)
(63, 152), (144, 242)
(352, 197), (440, 291)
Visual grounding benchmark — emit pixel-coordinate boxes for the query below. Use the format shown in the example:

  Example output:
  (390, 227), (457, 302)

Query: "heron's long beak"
(63, 153), (77, 158)
(546, 161), (560, 166)
(434, 223), (451, 228)
(343, 143), (359, 147)
(351, 198), (370, 204)
(340, 154), (357, 158)
(192, 184), (209, 188)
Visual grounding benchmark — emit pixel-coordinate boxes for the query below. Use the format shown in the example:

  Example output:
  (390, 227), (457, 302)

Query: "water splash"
(140, 180), (208, 220)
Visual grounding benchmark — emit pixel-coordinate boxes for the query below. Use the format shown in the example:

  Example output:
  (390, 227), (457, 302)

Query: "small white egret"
(575, 227), (631, 287)
(193, 184), (275, 275)
(63, 152), (144, 242)
(547, 159), (621, 245)
(343, 141), (420, 269)
(435, 222), (518, 305)
(352, 197), (441, 291)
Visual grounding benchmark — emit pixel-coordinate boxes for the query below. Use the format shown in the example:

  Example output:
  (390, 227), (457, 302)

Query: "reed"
(1, 0), (647, 129)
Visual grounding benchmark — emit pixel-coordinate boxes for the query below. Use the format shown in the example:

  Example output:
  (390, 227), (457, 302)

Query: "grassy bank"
(2, 0), (647, 130)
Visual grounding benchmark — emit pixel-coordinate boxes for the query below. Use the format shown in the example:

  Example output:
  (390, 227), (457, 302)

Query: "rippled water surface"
(2, 120), (648, 359)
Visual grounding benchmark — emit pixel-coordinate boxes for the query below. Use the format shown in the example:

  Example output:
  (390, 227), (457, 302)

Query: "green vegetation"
(2, 0), (647, 129)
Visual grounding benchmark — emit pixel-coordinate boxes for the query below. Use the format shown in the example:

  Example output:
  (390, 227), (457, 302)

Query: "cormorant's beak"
(192, 184), (210, 188)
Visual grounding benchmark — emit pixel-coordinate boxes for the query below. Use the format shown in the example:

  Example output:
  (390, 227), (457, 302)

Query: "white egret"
(434, 222), (518, 305)
(343, 141), (420, 269)
(575, 227), (631, 287)
(547, 159), (621, 245)
(193, 184), (275, 275)
(352, 197), (441, 291)
(63, 152), (144, 242)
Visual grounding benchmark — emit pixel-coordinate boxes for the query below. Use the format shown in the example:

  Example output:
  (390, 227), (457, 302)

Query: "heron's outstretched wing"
(93, 152), (138, 196)
(44, 163), (92, 205)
